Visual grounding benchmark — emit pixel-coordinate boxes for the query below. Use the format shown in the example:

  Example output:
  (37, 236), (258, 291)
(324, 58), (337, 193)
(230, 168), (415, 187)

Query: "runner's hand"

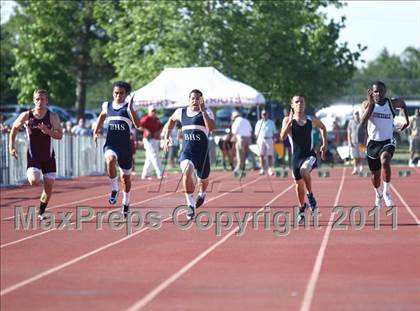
(37, 122), (50, 135)
(367, 88), (374, 106)
(163, 136), (172, 153)
(320, 144), (327, 160)
(400, 120), (409, 131)
(9, 147), (18, 159)
(199, 97), (205, 112)
(93, 133), (99, 147)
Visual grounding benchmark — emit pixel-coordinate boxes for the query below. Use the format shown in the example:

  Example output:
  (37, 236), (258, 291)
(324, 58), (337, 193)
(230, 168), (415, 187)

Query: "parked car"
(0, 104), (30, 120)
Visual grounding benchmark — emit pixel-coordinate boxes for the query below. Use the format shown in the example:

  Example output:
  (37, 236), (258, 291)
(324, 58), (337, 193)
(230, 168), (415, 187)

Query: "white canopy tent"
(132, 67), (265, 109)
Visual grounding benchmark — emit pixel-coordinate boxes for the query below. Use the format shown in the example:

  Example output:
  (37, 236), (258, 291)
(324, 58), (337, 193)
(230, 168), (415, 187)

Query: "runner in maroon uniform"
(9, 89), (63, 219)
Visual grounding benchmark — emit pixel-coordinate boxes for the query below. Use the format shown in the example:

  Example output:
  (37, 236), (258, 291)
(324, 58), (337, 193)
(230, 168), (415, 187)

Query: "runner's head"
(189, 89), (203, 111)
(371, 81), (386, 103)
(113, 81), (131, 103)
(33, 89), (48, 110)
(290, 95), (305, 114)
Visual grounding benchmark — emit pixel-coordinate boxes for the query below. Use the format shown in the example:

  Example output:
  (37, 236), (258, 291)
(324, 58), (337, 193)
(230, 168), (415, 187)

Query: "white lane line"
(0, 175), (263, 296)
(299, 167), (346, 311)
(1, 177), (175, 221)
(0, 173), (230, 248)
(125, 184), (295, 311)
(391, 184), (420, 226)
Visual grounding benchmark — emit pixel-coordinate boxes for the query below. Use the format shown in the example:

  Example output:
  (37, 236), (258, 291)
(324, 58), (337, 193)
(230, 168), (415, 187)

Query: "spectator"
(0, 113), (10, 133)
(231, 110), (257, 172)
(347, 110), (367, 174)
(139, 105), (163, 179)
(71, 117), (92, 136)
(408, 108), (420, 167)
(254, 109), (277, 175)
(218, 128), (235, 171)
(63, 121), (73, 134)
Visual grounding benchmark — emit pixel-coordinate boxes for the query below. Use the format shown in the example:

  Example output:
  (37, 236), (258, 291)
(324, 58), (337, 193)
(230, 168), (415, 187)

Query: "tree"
(10, 0), (110, 117)
(0, 14), (23, 104)
(344, 47), (420, 102)
(94, 0), (363, 107)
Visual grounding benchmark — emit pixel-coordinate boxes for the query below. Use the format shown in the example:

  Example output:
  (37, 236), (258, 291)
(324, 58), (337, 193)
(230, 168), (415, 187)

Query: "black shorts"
(366, 139), (395, 171)
(292, 153), (318, 181)
(27, 151), (56, 174)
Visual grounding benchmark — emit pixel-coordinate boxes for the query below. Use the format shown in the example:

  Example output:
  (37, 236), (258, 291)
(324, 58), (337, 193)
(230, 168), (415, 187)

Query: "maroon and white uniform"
(25, 110), (56, 174)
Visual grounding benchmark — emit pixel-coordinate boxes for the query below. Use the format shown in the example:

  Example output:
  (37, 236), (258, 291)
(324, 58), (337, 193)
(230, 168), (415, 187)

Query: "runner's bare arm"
(162, 111), (179, 152)
(391, 98), (409, 131)
(9, 111), (29, 159)
(93, 111), (107, 145)
(199, 97), (215, 132)
(280, 109), (294, 141)
(312, 116), (328, 160)
(360, 88), (375, 125)
(127, 96), (142, 129)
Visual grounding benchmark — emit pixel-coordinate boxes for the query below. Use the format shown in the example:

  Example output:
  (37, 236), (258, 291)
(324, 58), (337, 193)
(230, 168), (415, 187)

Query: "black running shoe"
(307, 192), (317, 212)
(298, 203), (307, 225)
(195, 194), (206, 209)
(122, 204), (129, 218)
(186, 205), (195, 220)
(109, 190), (118, 205)
(38, 204), (46, 220)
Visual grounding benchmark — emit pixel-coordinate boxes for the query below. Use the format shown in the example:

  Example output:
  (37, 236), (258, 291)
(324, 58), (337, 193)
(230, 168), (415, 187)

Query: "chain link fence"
(0, 132), (106, 186)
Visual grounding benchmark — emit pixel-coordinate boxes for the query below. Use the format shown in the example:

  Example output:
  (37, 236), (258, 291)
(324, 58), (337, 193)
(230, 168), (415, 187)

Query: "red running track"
(1, 167), (419, 311)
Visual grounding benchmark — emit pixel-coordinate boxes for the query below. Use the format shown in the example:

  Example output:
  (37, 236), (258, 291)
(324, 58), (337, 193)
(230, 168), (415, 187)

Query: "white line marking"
(1, 177), (174, 221)
(125, 184), (295, 311)
(0, 173), (230, 248)
(299, 167), (346, 311)
(391, 184), (420, 226)
(0, 175), (263, 296)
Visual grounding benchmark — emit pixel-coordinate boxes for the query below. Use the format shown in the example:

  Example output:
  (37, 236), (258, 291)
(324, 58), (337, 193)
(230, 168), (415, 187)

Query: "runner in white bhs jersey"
(360, 81), (409, 208)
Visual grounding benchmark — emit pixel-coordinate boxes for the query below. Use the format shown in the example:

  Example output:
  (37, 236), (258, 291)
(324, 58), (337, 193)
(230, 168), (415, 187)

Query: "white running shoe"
(268, 167), (274, 176)
(375, 194), (384, 209)
(259, 169), (265, 175)
(351, 168), (358, 175)
(383, 191), (395, 207)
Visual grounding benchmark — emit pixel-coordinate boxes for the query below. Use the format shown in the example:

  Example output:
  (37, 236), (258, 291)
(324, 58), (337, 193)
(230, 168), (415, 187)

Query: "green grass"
(131, 143), (412, 175)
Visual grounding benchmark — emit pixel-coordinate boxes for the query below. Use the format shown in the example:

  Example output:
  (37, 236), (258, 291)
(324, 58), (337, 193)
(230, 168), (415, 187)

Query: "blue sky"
(324, 0), (420, 66)
(2, 0), (419, 67)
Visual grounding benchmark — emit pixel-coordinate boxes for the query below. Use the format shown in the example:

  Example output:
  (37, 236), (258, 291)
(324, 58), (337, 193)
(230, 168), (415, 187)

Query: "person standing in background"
(139, 105), (164, 179)
(347, 110), (367, 175)
(254, 109), (277, 176)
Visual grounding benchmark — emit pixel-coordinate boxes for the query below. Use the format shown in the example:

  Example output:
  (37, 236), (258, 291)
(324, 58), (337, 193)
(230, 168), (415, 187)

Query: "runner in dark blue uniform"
(9, 89), (63, 219)
(280, 95), (327, 224)
(162, 89), (216, 219)
(94, 82), (139, 217)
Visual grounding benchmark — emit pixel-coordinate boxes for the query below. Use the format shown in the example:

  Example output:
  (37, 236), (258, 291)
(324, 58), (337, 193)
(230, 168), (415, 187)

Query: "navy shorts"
(180, 152), (210, 179)
(104, 145), (133, 170)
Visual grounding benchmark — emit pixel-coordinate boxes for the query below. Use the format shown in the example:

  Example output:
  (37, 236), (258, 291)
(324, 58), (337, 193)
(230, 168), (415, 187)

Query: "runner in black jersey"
(9, 89), (63, 219)
(280, 95), (327, 224)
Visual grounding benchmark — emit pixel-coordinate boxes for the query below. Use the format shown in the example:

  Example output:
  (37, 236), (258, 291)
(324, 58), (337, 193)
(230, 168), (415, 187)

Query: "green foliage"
(345, 47), (420, 102)
(11, 0), (77, 105)
(0, 18), (19, 103)
(3, 0), (363, 109)
(95, 0), (362, 106)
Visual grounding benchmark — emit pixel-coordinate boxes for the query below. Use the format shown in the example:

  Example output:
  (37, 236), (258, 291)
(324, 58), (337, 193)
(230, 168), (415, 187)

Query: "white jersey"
(367, 99), (395, 142)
